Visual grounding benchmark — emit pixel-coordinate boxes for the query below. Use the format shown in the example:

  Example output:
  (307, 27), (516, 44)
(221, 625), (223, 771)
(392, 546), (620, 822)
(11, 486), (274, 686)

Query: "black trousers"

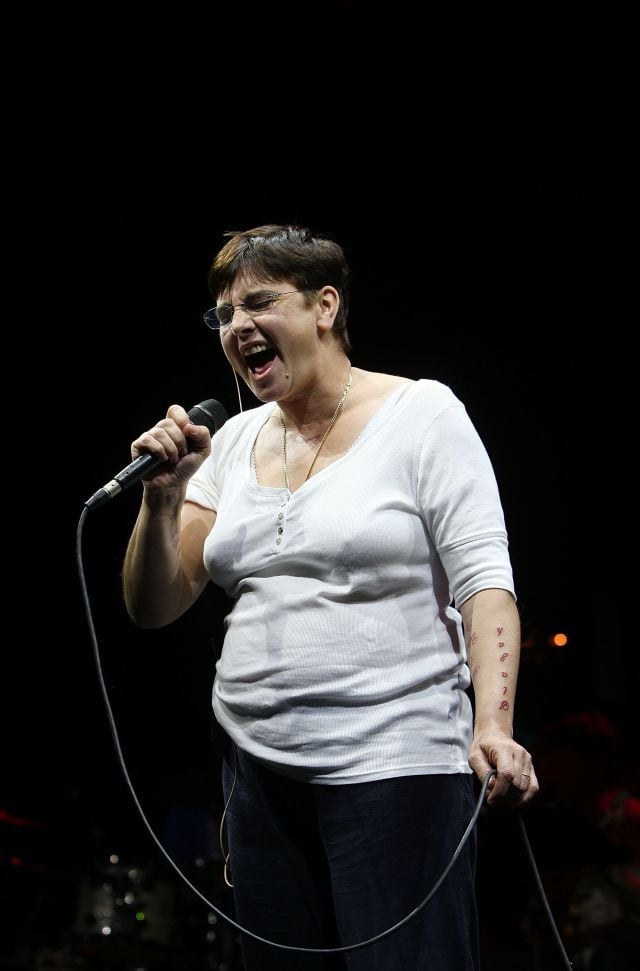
(222, 746), (480, 971)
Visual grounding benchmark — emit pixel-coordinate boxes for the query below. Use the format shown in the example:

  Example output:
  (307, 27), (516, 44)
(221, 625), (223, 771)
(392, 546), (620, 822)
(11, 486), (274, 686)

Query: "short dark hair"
(208, 225), (351, 353)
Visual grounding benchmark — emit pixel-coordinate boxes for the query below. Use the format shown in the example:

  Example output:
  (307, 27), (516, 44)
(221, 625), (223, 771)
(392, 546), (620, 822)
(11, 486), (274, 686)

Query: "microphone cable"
(77, 506), (572, 966)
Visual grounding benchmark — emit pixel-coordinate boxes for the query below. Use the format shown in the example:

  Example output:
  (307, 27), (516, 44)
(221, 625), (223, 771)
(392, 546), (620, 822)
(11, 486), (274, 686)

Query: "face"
(217, 275), (335, 402)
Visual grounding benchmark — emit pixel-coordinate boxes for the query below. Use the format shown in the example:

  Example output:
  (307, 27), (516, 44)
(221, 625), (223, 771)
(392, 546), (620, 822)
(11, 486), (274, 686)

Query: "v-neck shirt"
(186, 378), (514, 784)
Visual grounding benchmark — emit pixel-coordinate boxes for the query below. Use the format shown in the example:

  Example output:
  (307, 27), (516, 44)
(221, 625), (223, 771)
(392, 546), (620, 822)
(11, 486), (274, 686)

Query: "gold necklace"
(280, 368), (353, 490)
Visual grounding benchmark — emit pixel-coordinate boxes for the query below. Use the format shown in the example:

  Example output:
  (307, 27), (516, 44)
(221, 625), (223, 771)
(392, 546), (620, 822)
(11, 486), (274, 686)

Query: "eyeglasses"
(203, 290), (306, 331)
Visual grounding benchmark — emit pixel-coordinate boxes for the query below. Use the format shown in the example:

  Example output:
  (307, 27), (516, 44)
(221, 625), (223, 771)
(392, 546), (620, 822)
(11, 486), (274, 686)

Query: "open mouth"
(244, 344), (278, 377)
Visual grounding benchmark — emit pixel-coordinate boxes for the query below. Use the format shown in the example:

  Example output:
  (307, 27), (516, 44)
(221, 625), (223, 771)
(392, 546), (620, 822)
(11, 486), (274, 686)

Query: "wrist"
(473, 719), (514, 738)
(141, 484), (187, 516)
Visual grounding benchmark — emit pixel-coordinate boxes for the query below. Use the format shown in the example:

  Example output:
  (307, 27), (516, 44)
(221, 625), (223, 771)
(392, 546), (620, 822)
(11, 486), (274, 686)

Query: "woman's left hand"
(469, 729), (539, 808)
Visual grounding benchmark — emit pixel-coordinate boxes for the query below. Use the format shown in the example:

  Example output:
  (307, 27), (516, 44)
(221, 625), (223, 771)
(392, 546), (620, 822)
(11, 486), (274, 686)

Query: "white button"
(275, 538), (281, 545)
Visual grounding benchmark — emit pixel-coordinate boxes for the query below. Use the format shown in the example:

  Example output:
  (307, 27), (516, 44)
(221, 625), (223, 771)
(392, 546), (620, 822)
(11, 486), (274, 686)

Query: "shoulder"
(394, 377), (466, 424)
(189, 401), (272, 497)
(211, 401), (273, 456)
(357, 369), (461, 408)
(410, 378), (463, 407)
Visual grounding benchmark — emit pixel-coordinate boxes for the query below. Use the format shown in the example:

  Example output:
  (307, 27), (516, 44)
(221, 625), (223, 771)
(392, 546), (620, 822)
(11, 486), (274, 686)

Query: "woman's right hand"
(130, 403), (212, 497)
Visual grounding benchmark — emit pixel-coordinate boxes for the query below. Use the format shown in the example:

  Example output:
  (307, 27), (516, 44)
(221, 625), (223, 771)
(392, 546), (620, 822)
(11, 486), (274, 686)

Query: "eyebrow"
(217, 288), (277, 307)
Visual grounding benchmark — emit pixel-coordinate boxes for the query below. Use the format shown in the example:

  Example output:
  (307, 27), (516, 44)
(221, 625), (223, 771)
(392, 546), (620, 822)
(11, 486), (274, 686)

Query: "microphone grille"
(188, 399), (228, 434)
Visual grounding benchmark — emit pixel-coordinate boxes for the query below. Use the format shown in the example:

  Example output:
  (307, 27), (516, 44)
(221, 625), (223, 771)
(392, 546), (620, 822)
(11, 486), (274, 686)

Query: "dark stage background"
(3, 53), (634, 970)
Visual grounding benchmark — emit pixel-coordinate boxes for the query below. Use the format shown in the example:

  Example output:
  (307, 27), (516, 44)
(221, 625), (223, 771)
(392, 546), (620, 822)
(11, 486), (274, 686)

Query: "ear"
(315, 286), (340, 334)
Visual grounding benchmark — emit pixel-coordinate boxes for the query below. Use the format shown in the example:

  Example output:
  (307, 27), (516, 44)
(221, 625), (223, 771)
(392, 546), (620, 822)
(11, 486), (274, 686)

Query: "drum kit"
(69, 851), (242, 968)
(4, 792), (242, 968)
(26, 848), (244, 969)
(73, 855), (175, 945)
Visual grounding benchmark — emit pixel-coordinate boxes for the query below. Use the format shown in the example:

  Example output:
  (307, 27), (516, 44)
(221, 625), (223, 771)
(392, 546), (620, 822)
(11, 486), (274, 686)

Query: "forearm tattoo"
(468, 631), (480, 677)
(468, 625), (511, 710)
(497, 626), (510, 711)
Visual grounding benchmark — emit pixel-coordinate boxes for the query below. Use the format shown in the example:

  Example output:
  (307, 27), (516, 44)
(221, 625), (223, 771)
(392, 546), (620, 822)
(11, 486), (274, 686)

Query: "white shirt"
(186, 379), (515, 783)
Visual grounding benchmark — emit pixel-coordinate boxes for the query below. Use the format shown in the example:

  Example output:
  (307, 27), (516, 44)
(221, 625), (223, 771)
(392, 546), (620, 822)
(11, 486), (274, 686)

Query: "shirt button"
(277, 512), (284, 520)
(277, 526), (283, 534)
(275, 538), (281, 545)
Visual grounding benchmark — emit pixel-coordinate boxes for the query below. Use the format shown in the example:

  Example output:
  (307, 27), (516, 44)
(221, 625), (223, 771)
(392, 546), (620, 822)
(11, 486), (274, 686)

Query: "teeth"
(245, 344), (270, 357)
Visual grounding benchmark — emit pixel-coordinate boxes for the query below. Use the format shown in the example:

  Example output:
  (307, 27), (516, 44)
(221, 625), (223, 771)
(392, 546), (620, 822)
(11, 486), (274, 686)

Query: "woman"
(123, 225), (538, 970)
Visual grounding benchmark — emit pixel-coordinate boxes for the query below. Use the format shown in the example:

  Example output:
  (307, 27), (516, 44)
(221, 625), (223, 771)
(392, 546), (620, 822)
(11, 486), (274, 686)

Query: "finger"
(167, 403), (190, 426)
(132, 425), (184, 465)
(155, 418), (191, 459)
(468, 752), (492, 784)
(184, 420), (213, 453)
(518, 765), (540, 806)
(513, 751), (536, 792)
(487, 766), (526, 804)
(489, 764), (539, 808)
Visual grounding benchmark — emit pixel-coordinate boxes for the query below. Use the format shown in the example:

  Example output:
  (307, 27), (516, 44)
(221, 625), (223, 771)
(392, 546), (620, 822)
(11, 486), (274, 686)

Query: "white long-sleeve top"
(186, 379), (515, 783)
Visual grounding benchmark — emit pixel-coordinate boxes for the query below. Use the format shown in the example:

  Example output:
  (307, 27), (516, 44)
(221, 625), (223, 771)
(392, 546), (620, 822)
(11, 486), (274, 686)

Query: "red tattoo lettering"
(498, 642), (505, 649)
(501, 671), (508, 678)
(502, 687), (508, 695)
(497, 626), (504, 636)
(499, 700), (510, 711)
(500, 652), (509, 662)
(469, 632), (478, 645)
(472, 665), (480, 677)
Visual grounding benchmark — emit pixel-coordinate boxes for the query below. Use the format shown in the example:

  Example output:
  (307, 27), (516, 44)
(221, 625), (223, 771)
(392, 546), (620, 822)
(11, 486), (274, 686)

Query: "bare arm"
(122, 404), (215, 628)
(460, 588), (539, 807)
(123, 498), (215, 628)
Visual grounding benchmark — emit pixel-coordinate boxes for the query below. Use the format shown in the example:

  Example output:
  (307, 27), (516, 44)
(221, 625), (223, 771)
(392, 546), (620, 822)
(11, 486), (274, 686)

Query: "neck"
(279, 365), (353, 491)
(279, 361), (353, 436)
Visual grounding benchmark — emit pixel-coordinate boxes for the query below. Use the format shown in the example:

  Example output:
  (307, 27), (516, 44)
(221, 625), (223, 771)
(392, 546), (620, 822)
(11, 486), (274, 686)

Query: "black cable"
(518, 814), (573, 969)
(77, 506), (572, 962)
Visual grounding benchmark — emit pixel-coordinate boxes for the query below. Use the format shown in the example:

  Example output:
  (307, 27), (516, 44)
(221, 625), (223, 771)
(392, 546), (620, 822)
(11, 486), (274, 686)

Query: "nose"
(229, 307), (257, 336)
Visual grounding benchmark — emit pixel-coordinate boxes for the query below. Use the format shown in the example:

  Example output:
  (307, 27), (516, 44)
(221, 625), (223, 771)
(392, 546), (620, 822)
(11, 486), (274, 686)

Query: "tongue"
(248, 348), (279, 377)
(250, 356), (277, 377)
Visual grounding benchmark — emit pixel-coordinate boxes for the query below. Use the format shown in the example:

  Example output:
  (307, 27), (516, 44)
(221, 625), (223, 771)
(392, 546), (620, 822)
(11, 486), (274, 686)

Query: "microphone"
(85, 399), (228, 510)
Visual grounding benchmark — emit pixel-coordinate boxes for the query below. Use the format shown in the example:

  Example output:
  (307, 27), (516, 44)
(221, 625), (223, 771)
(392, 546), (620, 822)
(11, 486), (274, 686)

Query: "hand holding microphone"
(85, 399), (228, 510)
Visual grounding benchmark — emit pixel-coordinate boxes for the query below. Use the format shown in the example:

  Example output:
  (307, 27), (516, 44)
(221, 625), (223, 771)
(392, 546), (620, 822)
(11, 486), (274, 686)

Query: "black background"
(3, 14), (634, 968)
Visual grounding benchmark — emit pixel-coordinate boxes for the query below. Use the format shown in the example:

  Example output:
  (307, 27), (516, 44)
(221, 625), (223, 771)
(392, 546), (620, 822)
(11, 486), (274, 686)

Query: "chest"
(204, 438), (427, 594)
(252, 414), (359, 491)
(253, 383), (408, 492)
